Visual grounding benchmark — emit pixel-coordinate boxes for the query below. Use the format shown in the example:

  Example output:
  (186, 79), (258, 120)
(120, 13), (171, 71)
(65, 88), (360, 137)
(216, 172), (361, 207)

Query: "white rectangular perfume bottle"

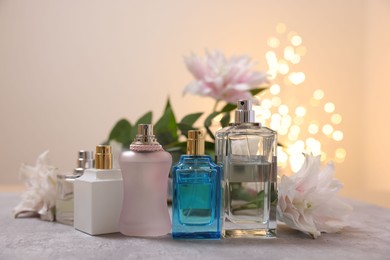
(215, 100), (278, 238)
(74, 145), (123, 235)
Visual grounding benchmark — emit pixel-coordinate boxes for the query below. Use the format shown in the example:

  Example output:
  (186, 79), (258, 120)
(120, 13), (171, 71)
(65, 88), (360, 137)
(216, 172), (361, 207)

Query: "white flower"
(278, 155), (352, 238)
(13, 150), (57, 221)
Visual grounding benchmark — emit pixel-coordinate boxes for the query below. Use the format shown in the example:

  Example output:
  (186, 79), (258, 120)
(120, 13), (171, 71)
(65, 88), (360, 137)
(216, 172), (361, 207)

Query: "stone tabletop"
(1, 192), (390, 260)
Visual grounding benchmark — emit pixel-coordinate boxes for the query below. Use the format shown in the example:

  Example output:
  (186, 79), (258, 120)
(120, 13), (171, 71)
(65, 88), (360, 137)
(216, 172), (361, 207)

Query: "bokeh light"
(215, 25), (346, 173)
(261, 25), (345, 172)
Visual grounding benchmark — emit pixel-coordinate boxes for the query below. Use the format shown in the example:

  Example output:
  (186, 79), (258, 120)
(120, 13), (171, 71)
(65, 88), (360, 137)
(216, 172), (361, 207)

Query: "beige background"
(0, 0), (389, 207)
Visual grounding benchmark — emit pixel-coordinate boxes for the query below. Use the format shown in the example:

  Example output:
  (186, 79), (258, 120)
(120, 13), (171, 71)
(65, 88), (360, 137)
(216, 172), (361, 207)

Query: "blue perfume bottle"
(172, 130), (223, 239)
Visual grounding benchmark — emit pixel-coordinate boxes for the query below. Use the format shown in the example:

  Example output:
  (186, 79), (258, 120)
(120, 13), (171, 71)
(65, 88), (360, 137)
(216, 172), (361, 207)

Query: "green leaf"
(177, 123), (198, 138)
(154, 98), (178, 146)
(220, 112), (231, 127)
(221, 103), (237, 112)
(180, 112), (203, 126)
(205, 141), (215, 158)
(178, 112), (203, 137)
(135, 111), (153, 126)
(250, 87), (267, 96)
(108, 119), (132, 144)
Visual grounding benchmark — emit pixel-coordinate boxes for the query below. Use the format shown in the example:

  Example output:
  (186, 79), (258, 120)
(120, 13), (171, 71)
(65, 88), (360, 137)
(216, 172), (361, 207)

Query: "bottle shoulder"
(173, 155), (221, 170)
(120, 150), (172, 163)
(218, 125), (276, 136)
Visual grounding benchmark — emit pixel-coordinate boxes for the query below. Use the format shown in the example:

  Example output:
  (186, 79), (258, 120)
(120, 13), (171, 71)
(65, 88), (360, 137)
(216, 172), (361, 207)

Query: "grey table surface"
(1, 192), (389, 260)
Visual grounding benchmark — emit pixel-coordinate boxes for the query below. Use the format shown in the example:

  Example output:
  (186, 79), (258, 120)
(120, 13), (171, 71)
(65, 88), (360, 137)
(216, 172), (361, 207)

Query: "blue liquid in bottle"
(172, 131), (223, 239)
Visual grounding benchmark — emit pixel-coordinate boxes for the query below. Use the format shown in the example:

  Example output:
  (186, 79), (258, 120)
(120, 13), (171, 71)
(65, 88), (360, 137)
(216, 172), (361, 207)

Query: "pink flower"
(278, 155), (352, 238)
(184, 50), (268, 103)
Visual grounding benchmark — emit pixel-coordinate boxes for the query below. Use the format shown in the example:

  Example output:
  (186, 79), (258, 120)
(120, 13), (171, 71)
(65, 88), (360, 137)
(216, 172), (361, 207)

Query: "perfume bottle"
(119, 124), (172, 237)
(56, 150), (93, 225)
(215, 100), (278, 238)
(74, 145), (123, 235)
(172, 130), (223, 239)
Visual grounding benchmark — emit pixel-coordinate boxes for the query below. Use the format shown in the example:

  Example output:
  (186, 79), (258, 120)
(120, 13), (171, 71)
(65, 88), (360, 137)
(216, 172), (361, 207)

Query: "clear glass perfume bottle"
(172, 130), (223, 239)
(56, 150), (93, 225)
(215, 100), (278, 238)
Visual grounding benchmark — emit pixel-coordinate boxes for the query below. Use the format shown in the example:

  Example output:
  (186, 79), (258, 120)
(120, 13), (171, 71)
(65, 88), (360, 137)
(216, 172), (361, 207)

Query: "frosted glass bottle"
(119, 124), (172, 237)
(215, 100), (278, 238)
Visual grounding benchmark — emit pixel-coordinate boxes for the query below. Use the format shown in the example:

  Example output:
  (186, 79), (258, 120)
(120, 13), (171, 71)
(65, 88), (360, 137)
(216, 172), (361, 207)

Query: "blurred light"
(266, 51), (278, 79)
(288, 133), (298, 141)
(291, 35), (302, 46)
(279, 105), (289, 115)
(272, 97), (282, 107)
(278, 61), (290, 74)
(290, 55), (301, 64)
(333, 130), (344, 141)
(276, 23), (286, 34)
(284, 46), (295, 61)
(331, 114), (342, 124)
(313, 89), (325, 100)
(270, 121), (280, 131)
(262, 110), (271, 119)
(308, 123), (319, 134)
(281, 115), (292, 128)
(270, 84), (281, 95)
(279, 128), (288, 135)
(271, 113), (281, 122)
(322, 124), (334, 135)
(261, 99), (272, 109)
(324, 102), (335, 113)
(267, 37), (280, 48)
(290, 153), (305, 172)
(335, 148), (347, 159)
(305, 137), (321, 155)
(295, 106), (306, 117)
(290, 125), (300, 135)
(262, 26), (346, 170)
(288, 72), (305, 85)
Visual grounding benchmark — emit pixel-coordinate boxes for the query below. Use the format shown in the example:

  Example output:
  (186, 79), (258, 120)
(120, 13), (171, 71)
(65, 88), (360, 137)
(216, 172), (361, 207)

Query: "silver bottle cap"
(132, 124), (160, 145)
(235, 100), (255, 123)
(74, 150), (94, 175)
(84, 151), (94, 169)
(76, 150), (87, 168)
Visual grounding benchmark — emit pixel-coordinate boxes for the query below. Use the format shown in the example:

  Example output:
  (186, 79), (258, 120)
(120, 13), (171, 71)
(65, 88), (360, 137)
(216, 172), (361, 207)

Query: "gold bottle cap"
(95, 145), (112, 169)
(187, 130), (205, 156)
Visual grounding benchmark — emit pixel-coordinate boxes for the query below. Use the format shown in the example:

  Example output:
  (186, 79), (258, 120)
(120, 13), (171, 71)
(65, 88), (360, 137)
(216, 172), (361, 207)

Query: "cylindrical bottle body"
(119, 150), (172, 237)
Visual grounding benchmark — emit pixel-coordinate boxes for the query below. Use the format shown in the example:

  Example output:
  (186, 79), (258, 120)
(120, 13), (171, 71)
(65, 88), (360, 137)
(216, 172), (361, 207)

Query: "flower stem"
(212, 100), (220, 113)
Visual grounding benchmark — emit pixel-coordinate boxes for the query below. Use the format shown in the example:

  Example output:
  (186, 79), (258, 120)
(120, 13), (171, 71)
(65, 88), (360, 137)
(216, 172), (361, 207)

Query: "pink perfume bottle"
(119, 124), (172, 237)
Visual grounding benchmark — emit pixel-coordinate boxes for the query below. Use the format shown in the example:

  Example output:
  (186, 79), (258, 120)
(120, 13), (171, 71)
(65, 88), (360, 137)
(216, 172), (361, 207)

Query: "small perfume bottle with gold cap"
(74, 145), (123, 235)
(119, 124), (172, 237)
(172, 130), (223, 239)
